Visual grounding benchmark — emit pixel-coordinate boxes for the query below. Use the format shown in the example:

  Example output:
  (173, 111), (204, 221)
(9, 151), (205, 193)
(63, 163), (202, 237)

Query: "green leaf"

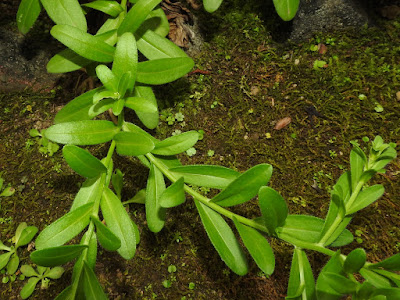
(54, 88), (101, 124)
(97, 10), (125, 35)
(328, 228), (354, 247)
(344, 248), (366, 273)
(46, 266), (65, 279)
(91, 216), (121, 251)
(118, 0), (162, 35)
(112, 169), (123, 199)
(272, 0), (300, 21)
(360, 268), (392, 288)
(112, 32), (138, 92)
(0, 252), (12, 270)
(14, 222), (28, 244)
(346, 184), (384, 215)
(287, 249), (315, 300)
(133, 85), (159, 129)
(258, 186), (288, 235)
(213, 164), (273, 207)
(140, 7), (170, 37)
(30, 245), (88, 266)
(41, 0), (87, 31)
(51, 25), (115, 63)
(350, 148), (366, 192)
(233, 217), (275, 275)
(194, 199), (248, 275)
(15, 226), (38, 248)
(114, 131), (155, 156)
(159, 177), (185, 208)
(100, 188), (137, 259)
(20, 265), (39, 277)
(117, 72), (132, 99)
(96, 65), (119, 92)
(17, 0), (41, 34)
(89, 99), (115, 118)
(63, 145), (107, 178)
(47, 48), (92, 73)
(93, 89), (116, 103)
(278, 215), (322, 244)
(203, 0), (223, 13)
(7, 254), (19, 274)
(169, 165), (240, 189)
(145, 164), (166, 232)
(136, 57), (194, 85)
(124, 189), (146, 205)
(35, 202), (94, 249)
(20, 277), (40, 300)
(152, 131), (199, 156)
(0, 186), (15, 197)
(316, 251), (346, 300)
(369, 253), (400, 271)
(82, 261), (108, 300)
(371, 288), (400, 299)
(71, 174), (104, 211)
(321, 272), (357, 294)
(45, 120), (119, 145)
(373, 269), (400, 287)
(0, 240), (10, 251)
(82, 1), (123, 17)
(53, 286), (73, 300)
(112, 99), (125, 116)
(122, 122), (157, 143)
(136, 29), (187, 60)
(124, 97), (158, 113)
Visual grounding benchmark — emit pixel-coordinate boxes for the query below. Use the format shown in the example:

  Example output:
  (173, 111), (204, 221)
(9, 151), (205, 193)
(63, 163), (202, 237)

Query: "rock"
(290, 0), (370, 41)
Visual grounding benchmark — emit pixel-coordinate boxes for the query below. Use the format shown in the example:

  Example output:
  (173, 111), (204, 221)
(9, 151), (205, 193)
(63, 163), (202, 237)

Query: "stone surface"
(290, 0), (370, 41)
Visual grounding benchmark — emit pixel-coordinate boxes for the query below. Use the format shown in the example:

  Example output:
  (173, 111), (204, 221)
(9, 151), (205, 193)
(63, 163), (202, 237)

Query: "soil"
(0, 0), (400, 300)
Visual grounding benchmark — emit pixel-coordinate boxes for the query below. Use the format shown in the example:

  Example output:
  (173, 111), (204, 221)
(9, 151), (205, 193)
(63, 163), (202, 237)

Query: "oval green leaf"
(133, 85), (159, 129)
(203, 0), (223, 13)
(63, 145), (107, 178)
(30, 245), (88, 267)
(91, 216), (121, 251)
(124, 97), (158, 113)
(212, 164), (273, 207)
(145, 164), (166, 232)
(45, 120), (119, 145)
(114, 131), (155, 156)
(233, 217), (275, 275)
(152, 131), (199, 156)
(169, 165), (240, 189)
(369, 253), (400, 271)
(287, 249), (315, 299)
(321, 272), (357, 294)
(346, 184), (384, 215)
(41, 0), (87, 31)
(272, 0), (300, 21)
(51, 25), (115, 63)
(17, 0), (41, 34)
(15, 226), (38, 248)
(258, 186), (288, 235)
(159, 177), (185, 208)
(344, 248), (366, 274)
(82, 261), (108, 300)
(136, 57), (194, 85)
(96, 65), (119, 92)
(20, 277), (40, 300)
(70, 175), (105, 211)
(82, 1), (123, 17)
(35, 202), (94, 250)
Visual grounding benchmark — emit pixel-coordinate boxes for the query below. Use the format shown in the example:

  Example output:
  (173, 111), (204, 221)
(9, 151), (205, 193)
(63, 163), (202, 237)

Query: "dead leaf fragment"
(318, 43), (328, 55)
(274, 117), (291, 130)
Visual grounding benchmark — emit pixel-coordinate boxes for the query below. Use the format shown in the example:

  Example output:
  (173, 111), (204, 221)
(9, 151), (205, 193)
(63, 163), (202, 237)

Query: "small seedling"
(29, 129), (59, 157)
(0, 223), (38, 275)
(313, 60), (327, 70)
(0, 173), (15, 210)
(186, 147), (197, 157)
(20, 265), (64, 299)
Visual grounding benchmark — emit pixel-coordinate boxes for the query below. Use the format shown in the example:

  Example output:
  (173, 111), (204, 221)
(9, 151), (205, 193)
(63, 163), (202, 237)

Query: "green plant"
(29, 129), (60, 157)
(0, 172), (15, 200)
(15, 1), (399, 300)
(0, 223), (38, 275)
(20, 265), (64, 299)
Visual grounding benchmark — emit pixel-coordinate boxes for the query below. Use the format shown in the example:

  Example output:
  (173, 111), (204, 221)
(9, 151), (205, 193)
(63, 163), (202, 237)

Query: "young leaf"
(35, 202), (94, 250)
(194, 200), (248, 275)
(91, 216), (121, 251)
(112, 99), (125, 116)
(136, 29), (188, 60)
(233, 217), (275, 275)
(346, 184), (384, 215)
(51, 25), (115, 63)
(100, 188), (137, 259)
(133, 85), (159, 129)
(343, 248), (366, 273)
(0, 252), (12, 270)
(54, 88), (101, 124)
(258, 186), (288, 235)
(203, 0), (223, 13)
(14, 222), (28, 243)
(70, 175), (105, 211)
(20, 265), (39, 277)
(63, 145), (107, 178)
(7, 254), (19, 274)
(122, 122), (157, 143)
(212, 164), (273, 207)
(112, 169), (123, 199)
(169, 165), (240, 189)
(369, 253), (400, 271)
(93, 89), (116, 103)
(45, 266), (65, 279)
(17, 0), (41, 34)
(136, 57), (194, 85)
(371, 288), (400, 299)
(30, 245), (88, 267)
(287, 249), (315, 300)
(20, 277), (41, 300)
(41, 0), (87, 31)
(124, 97), (158, 113)
(82, 261), (108, 300)
(152, 131), (199, 156)
(320, 272), (357, 294)
(272, 0), (300, 21)
(95, 65), (119, 92)
(82, 1), (123, 17)
(159, 177), (185, 208)
(117, 72), (132, 99)
(328, 228), (354, 247)
(112, 32), (138, 92)
(117, 0), (162, 35)
(45, 120), (119, 145)
(145, 164), (166, 232)
(114, 131), (155, 156)
(350, 148), (366, 191)
(15, 226), (38, 248)
(124, 189), (146, 205)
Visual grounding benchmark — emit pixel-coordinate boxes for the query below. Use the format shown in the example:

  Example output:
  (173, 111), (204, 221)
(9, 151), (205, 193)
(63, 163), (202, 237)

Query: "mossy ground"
(1, 1), (400, 299)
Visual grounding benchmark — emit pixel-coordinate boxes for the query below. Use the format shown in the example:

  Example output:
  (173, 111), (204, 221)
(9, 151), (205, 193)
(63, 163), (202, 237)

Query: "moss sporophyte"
(11, 0), (400, 299)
